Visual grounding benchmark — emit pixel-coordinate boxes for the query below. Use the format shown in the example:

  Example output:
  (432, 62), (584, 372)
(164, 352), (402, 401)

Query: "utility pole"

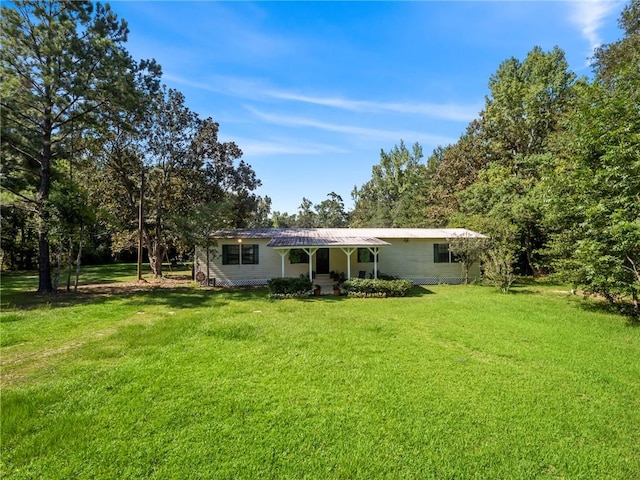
(137, 168), (145, 281)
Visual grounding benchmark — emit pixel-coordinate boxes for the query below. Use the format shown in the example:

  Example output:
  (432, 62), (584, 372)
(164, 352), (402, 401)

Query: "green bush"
(342, 278), (413, 297)
(267, 277), (313, 297)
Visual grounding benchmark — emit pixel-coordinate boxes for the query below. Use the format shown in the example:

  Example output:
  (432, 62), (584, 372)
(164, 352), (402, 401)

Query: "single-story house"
(194, 228), (486, 288)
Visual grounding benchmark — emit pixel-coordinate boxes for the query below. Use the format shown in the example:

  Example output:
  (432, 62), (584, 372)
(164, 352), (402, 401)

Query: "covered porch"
(266, 233), (390, 284)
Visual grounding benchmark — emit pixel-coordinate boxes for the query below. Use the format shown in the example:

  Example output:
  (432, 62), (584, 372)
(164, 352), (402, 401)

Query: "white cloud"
(570, 0), (620, 53)
(245, 107), (455, 147)
(230, 137), (350, 157)
(163, 73), (480, 123)
(264, 90), (481, 122)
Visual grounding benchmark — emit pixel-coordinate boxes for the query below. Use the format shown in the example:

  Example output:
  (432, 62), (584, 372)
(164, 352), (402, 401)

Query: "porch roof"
(266, 234), (389, 248)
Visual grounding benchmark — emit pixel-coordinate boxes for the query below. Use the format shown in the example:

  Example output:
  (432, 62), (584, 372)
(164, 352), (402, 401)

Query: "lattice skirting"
(403, 277), (479, 285)
(206, 277), (477, 287)
(208, 278), (270, 287)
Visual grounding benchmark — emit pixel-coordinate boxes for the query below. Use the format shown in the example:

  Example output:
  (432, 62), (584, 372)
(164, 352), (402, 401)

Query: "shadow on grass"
(407, 286), (435, 297)
(577, 298), (640, 326)
(0, 285), (232, 314)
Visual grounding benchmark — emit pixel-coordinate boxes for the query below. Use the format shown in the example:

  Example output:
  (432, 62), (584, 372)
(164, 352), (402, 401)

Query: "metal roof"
(211, 228), (485, 248)
(266, 234), (389, 248)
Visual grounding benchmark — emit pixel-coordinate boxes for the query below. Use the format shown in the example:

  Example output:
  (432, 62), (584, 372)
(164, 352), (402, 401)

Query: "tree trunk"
(52, 248), (61, 292)
(37, 106), (53, 293)
(74, 225), (83, 292)
(151, 210), (164, 278)
(66, 239), (73, 291)
(206, 242), (210, 285)
(525, 248), (540, 278)
(148, 243), (165, 279)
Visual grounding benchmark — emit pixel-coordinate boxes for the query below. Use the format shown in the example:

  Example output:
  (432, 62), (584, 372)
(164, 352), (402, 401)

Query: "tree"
(549, 0), (640, 313)
(482, 46), (576, 161)
(424, 120), (490, 227)
(1, 0), (150, 292)
(315, 192), (349, 227)
(176, 200), (234, 283)
(97, 88), (263, 278)
(482, 245), (517, 293)
(447, 232), (488, 284)
(351, 140), (424, 227)
(453, 46), (577, 274)
(295, 197), (317, 228)
(270, 210), (297, 228)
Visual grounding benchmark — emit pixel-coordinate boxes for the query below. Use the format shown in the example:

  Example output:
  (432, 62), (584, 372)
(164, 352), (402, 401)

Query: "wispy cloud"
(229, 136), (350, 157)
(264, 90), (481, 122)
(164, 73), (479, 123)
(246, 107), (455, 146)
(570, 1), (620, 53)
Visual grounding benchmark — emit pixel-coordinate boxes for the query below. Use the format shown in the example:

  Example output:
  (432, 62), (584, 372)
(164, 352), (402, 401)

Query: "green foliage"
(482, 245), (517, 293)
(548, 3), (640, 313)
(314, 192), (349, 227)
(275, 192), (349, 228)
(0, 0), (152, 291)
(267, 277), (313, 296)
(351, 140), (426, 227)
(483, 46), (576, 158)
(447, 232), (489, 284)
(342, 278), (413, 297)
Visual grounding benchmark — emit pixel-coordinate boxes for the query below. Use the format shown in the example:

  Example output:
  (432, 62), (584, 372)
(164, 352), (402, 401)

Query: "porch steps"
(314, 274), (336, 295)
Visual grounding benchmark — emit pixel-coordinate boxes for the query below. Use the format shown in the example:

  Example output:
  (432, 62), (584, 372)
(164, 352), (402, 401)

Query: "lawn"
(1, 266), (639, 479)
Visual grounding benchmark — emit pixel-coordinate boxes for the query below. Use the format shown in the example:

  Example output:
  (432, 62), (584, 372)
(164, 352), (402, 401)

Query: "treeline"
(1, 1), (270, 291)
(2, 1), (638, 312)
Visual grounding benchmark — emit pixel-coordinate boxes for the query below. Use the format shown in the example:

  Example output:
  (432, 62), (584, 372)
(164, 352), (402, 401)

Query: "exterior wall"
(194, 238), (279, 286)
(374, 238), (481, 285)
(195, 237), (481, 286)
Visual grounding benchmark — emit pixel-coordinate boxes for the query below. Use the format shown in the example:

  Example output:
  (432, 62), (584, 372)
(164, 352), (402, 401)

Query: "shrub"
(267, 277), (313, 297)
(342, 278), (413, 298)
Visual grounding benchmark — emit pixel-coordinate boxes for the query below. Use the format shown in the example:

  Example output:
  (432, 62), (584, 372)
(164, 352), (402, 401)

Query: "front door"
(316, 248), (330, 274)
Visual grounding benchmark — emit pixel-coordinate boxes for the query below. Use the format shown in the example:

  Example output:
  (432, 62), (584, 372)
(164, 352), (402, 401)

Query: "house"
(194, 228), (486, 287)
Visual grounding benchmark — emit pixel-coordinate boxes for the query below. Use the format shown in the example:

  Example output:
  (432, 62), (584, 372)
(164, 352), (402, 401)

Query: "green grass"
(1, 268), (639, 479)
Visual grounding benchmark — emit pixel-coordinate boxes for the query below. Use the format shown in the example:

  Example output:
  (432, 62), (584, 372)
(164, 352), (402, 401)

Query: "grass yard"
(1, 265), (639, 479)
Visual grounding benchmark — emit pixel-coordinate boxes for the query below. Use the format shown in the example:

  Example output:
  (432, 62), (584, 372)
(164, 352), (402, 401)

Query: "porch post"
(277, 249), (289, 278)
(367, 247), (380, 279)
(340, 247), (356, 279)
(303, 248), (318, 280)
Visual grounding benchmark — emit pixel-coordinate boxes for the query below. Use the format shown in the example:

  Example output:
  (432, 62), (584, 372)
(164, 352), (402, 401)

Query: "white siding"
(375, 238), (481, 284)
(194, 239), (280, 286)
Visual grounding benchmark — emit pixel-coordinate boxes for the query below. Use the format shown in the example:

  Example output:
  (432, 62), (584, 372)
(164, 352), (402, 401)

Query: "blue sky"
(111, 1), (626, 214)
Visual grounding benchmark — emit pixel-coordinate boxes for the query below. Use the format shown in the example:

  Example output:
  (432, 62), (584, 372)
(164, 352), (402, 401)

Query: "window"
(222, 244), (259, 265)
(222, 245), (240, 265)
(289, 249), (309, 264)
(357, 248), (377, 263)
(242, 244), (259, 265)
(433, 243), (458, 263)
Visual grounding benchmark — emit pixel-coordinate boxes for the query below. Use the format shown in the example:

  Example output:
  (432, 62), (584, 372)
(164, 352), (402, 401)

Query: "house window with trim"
(433, 243), (458, 263)
(357, 248), (377, 263)
(222, 244), (259, 265)
(289, 249), (310, 264)
(241, 244), (259, 265)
